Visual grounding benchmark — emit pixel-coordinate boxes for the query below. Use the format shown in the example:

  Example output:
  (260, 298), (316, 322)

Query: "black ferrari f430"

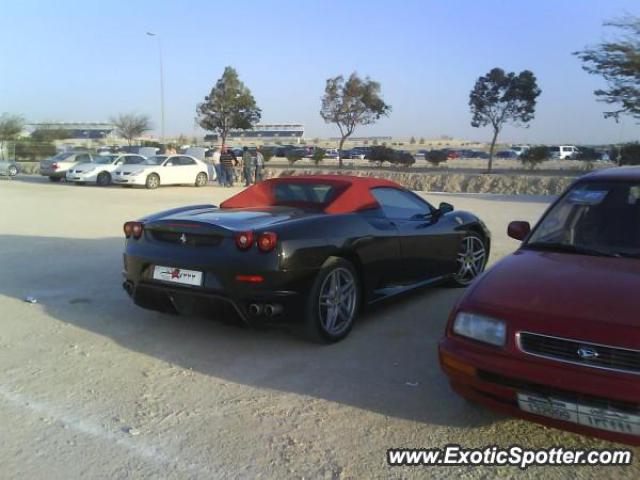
(122, 175), (490, 342)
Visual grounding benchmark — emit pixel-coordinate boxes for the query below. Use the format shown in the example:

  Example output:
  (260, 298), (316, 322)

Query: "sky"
(0, 0), (639, 145)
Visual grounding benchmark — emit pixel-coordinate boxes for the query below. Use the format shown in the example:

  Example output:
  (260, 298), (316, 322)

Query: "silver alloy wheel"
(455, 235), (486, 285)
(318, 267), (357, 336)
(8, 166), (18, 177)
(147, 174), (159, 189)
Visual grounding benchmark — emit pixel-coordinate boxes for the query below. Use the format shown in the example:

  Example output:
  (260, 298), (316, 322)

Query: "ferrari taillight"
(123, 221), (144, 239)
(257, 232), (278, 252)
(51, 162), (59, 170)
(235, 231), (254, 250)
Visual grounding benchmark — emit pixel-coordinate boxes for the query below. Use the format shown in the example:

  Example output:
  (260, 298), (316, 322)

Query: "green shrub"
(425, 149), (448, 166)
(286, 153), (303, 165)
(312, 148), (325, 165)
(619, 143), (640, 166)
(368, 146), (396, 163)
(575, 146), (601, 161)
(393, 151), (415, 167)
(14, 140), (56, 161)
(368, 146), (415, 167)
(520, 146), (549, 169)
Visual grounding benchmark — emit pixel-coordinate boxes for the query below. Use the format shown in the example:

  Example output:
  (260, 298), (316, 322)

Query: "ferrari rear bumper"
(122, 273), (312, 324)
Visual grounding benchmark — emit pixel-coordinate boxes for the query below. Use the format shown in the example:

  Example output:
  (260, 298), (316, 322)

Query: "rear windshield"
(272, 182), (339, 207)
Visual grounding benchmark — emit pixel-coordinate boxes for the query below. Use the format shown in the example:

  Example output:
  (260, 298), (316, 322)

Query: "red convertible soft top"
(220, 175), (401, 214)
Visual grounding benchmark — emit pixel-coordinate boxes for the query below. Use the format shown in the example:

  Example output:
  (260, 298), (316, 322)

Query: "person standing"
(219, 145), (237, 187)
(212, 147), (224, 186)
(254, 146), (265, 183)
(241, 146), (253, 187)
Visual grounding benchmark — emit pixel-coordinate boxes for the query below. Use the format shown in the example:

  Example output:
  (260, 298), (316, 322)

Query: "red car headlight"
(452, 312), (507, 347)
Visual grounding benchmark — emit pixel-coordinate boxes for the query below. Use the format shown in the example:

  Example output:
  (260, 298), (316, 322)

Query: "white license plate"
(518, 393), (640, 436)
(152, 265), (203, 287)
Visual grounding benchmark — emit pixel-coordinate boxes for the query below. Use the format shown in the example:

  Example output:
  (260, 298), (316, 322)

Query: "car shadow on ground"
(0, 233), (504, 429)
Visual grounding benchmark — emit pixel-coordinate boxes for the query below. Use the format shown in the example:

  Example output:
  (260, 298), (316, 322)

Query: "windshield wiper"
(525, 242), (621, 258)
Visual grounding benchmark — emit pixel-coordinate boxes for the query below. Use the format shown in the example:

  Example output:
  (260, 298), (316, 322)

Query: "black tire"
(304, 257), (361, 343)
(48, 176), (61, 182)
(145, 173), (160, 189)
(450, 232), (488, 287)
(96, 171), (111, 186)
(8, 166), (18, 177)
(195, 172), (208, 187)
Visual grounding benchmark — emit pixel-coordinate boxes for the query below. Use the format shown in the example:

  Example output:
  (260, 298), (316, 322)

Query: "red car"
(439, 167), (640, 446)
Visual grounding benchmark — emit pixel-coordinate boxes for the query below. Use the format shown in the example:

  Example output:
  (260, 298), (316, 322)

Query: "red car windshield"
(526, 181), (640, 258)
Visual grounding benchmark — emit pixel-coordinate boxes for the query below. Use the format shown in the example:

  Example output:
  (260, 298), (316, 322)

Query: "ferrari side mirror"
(438, 202), (454, 215)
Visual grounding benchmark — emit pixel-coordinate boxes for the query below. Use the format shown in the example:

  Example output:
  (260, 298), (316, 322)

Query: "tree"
(0, 113), (24, 159)
(196, 66), (261, 147)
(469, 68), (541, 172)
(320, 73), (391, 168)
(419, 137), (425, 144)
(574, 15), (640, 120)
(111, 113), (152, 145)
(409, 136), (416, 144)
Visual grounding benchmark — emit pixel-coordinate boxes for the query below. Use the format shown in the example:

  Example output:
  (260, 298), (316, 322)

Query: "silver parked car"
(40, 151), (94, 181)
(0, 159), (19, 177)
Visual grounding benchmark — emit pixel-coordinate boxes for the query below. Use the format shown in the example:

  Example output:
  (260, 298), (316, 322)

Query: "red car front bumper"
(439, 336), (640, 446)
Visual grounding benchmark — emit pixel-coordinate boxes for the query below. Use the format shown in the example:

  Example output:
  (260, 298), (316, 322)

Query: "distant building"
(204, 124), (304, 143)
(27, 122), (116, 140)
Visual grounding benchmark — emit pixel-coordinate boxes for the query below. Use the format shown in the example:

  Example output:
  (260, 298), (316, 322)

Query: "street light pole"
(146, 32), (165, 143)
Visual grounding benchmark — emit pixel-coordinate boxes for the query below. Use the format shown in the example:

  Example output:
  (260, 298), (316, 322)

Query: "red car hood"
(463, 249), (640, 347)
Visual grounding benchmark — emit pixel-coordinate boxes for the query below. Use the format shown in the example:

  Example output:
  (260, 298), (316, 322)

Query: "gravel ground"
(0, 176), (637, 479)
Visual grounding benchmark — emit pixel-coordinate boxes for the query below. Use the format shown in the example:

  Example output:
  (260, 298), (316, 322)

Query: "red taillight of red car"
(235, 231), (254, 250)
(51, 162), (59, 170)
(257, 232), (278, 252)
(123, 221), (144, 239)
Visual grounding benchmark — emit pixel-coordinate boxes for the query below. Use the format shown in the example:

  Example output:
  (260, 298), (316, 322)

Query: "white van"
(550, 145), (580, 160)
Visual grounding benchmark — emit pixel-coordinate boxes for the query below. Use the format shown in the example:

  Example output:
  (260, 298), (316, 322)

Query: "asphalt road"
(0, 176), (637, 479)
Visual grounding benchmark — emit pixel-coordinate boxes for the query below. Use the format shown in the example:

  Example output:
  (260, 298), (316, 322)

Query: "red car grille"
(518, 332), (640, 375)
(148, 230), (222, 247)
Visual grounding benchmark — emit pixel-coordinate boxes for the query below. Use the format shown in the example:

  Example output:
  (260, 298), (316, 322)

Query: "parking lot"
(0, 177), (637, 479)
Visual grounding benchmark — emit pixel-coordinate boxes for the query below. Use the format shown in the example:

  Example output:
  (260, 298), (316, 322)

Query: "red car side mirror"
(508, 221), (531, 241)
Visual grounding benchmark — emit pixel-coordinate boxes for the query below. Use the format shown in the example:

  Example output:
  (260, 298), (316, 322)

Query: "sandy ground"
(0, 177), (637, 479)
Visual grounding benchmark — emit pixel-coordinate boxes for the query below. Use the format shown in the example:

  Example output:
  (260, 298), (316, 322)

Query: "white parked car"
(549, 145), (580, 160)
(112, 154), (213, 189)
(40, 151), (94, 181)
(510, 145), (530, 157)
(66, 154), (147, 186)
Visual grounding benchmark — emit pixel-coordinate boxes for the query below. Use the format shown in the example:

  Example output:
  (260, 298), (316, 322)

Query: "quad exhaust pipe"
(248, 303), (283, 317)
(263, 304), (283, 317)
